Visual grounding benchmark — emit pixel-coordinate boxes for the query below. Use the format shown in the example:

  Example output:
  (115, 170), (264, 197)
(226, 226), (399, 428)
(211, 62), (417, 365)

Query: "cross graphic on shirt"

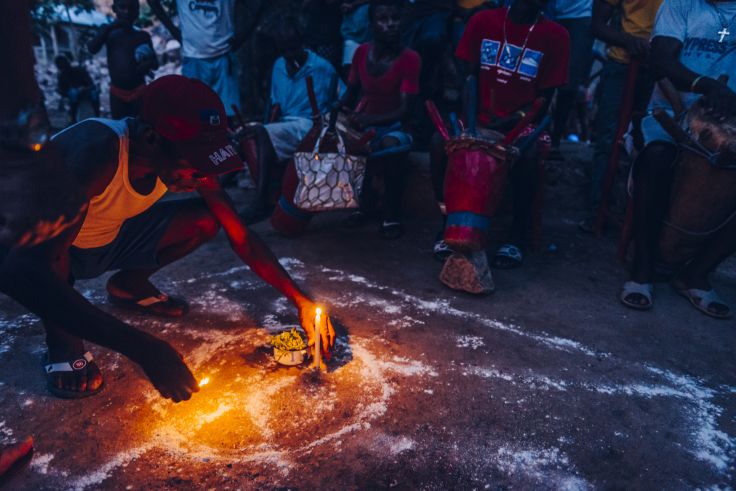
(718, 27), (730, 43)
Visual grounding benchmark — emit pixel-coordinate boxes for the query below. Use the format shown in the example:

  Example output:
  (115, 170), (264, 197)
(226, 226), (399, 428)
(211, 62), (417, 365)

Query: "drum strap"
(663, 207), (736, 236)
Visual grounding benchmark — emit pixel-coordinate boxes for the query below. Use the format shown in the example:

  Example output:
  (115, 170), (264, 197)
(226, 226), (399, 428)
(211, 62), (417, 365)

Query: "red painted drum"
(659, 104), (736, 265)
(443, 129), (508, 252)
(236, 122), (261, 181)
(270, 159), (315, 237)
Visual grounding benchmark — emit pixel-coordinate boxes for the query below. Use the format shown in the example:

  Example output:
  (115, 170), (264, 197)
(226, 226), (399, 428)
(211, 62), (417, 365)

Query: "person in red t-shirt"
(338, 0), (422, 239)
(430, 0), (569, 268)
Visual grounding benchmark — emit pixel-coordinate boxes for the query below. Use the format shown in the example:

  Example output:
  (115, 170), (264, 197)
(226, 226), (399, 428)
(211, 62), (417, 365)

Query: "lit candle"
(199, 377), (210, 387)
(314, 307), (322, 370)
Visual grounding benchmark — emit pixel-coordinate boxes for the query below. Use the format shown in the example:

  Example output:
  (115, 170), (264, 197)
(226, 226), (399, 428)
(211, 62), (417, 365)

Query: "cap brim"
(175, 132), (243, 176)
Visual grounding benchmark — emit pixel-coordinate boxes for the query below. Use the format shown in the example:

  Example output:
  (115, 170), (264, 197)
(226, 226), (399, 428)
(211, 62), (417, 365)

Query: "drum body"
(270, 159), (315, 237)
(236, 123), (261, 181)
(659, 106), (736, 265)
(443, 132), (508, 251)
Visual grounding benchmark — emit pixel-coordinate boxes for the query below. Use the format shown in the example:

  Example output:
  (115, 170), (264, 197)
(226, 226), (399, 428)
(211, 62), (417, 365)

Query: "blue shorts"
(69, 198), (203, 280)
(182, 52), (241, 116)
(641, 109), (676, 146)
(369, 123), (413, 158)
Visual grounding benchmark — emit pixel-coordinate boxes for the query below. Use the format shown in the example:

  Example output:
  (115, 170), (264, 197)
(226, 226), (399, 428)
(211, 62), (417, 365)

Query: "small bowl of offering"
(271, 328), (308, 366)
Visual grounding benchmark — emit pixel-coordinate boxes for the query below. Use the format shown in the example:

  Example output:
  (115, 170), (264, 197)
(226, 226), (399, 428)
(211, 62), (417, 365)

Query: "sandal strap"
(137, 293), (169, 307)
(622, 281), (653, 298)
(45, 351), (94, 374)
(496, 244), (523, 262)
(688, 289), (728, 309)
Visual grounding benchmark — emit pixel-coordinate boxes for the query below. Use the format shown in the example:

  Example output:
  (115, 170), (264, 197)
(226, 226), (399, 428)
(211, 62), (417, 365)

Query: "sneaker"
(433, 238), (453, 262)
(380, 220), (403, 240)
(343, 210), (371, 228)
(578, 216), (595, 234)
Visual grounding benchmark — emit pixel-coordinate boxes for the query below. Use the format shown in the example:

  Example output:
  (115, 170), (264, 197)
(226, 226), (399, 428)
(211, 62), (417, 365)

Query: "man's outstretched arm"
(196, 178), (336, 354)
(650, 36), (736, 117)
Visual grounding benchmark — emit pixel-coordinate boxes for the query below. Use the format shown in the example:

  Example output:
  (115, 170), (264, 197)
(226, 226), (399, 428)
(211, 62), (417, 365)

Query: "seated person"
(244, 18), (344, 219)
(55, 55), (99, 122)
(619, 0), (736, 319)
(338, 0), (421, 239)
(430, 0), (569, 267)
(87, 0), (158, 118)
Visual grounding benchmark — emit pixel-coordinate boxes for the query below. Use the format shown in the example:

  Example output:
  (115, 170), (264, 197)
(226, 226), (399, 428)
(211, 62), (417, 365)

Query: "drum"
(443, 129), (509, 252)
(236, 122), (261, 182)
(659, 103), (736, 265)
(270, 159), (315, 237)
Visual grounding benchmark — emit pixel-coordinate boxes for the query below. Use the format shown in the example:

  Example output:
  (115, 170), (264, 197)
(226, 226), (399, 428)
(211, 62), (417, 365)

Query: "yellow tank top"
(55, 119), (168, 249)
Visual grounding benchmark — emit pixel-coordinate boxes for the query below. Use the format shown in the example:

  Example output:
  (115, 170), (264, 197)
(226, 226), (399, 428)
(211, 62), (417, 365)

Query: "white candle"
(314, 307), (322, 370)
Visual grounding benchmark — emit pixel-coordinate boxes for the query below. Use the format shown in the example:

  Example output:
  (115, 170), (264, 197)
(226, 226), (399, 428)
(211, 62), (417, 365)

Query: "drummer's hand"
(486, 115), (517, 132)
(700, 78), (736, 119)
(297, 299), (336, 358)
(348, 113), (372, 130)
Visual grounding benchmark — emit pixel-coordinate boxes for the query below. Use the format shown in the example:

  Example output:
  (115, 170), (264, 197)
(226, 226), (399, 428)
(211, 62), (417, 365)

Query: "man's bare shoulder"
(52, 120), (121, 196)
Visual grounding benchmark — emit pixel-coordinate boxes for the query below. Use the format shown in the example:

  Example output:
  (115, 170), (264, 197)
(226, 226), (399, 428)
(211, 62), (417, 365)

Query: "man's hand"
(624, 35), (649, 61)
(699, 77), (736, 119)
(297, 299), (336, 360)
(347, 112), (374, 130)
(0, 437), (33, 476)
(137, 339), (199, 403)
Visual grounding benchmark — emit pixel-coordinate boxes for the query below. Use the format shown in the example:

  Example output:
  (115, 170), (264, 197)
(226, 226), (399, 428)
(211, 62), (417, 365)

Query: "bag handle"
(312, 109), (346, 155)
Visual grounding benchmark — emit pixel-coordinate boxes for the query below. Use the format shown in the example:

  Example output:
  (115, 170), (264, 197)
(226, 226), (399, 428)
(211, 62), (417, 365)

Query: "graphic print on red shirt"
(349, 43), (422, 115)
(456, 8), (570, 124)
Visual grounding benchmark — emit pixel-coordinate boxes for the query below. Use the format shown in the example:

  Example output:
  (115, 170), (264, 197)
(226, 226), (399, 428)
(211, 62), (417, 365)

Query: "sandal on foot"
(380, 221), (403, 240)
(620, 281), (653, 310)
(433, 238), (453, 262)
(492, 244), (523, 269)
(676, 287), (733, 319)
(44, 352), (104, 399)
(108, 291), (189, 318)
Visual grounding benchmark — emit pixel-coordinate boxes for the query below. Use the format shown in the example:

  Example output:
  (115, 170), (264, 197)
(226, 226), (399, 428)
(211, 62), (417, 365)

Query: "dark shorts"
(69, 198), (200, 280)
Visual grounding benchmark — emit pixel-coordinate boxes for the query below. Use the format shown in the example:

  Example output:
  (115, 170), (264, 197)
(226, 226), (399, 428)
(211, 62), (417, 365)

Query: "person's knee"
(379, 136), (401, 150)
(194, 211), (220, 241)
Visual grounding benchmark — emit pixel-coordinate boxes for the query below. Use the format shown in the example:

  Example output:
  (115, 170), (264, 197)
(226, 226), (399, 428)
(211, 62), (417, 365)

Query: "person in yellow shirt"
(580, 0), (663, 232)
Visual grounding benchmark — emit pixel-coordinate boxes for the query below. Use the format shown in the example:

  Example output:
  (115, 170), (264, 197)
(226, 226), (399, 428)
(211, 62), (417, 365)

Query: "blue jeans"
(591, 59), (654, 211)
(182, 51), (241, 116)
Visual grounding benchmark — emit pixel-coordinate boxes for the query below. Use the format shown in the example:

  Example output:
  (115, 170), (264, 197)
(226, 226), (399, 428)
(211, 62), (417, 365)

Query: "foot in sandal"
(620, 281), (654, 310)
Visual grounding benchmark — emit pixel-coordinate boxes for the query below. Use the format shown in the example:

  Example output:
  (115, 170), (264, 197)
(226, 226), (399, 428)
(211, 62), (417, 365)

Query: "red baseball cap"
(140, 75), (243, 175)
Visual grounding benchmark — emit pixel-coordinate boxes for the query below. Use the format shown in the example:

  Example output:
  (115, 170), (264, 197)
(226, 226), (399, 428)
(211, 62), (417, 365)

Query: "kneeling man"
(2, 75), (334, 400)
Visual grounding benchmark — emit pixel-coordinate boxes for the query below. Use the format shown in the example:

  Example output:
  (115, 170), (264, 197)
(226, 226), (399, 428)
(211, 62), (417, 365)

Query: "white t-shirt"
(649, 0), (736, 110)
(177, 0), (235, 59)
(551, 0), (592, 20)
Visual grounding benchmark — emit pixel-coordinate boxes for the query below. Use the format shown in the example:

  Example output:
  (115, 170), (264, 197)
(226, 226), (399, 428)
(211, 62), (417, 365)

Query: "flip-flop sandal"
(44, 351), (104, 399)
(676, 287), (733, 320)
(620, 281), (654, 311)
(492, 244), (523, 269)
(108, 291), (189, 318)
(433, 238), (453, 262)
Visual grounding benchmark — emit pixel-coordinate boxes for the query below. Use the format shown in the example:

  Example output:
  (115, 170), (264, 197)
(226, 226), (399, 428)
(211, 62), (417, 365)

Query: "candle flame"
(32, 143), (42, 152)
(199, 377), (210, 387)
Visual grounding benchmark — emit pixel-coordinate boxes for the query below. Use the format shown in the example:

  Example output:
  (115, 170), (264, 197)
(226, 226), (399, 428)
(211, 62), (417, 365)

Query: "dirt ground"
(0, 143), (734, 490)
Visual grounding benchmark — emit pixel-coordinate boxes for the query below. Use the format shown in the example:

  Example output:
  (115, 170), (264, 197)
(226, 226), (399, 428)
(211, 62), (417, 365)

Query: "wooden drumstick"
(305, 76), (320, 119)
(425, 100), (450, 141)
(652, 108), (690, 144)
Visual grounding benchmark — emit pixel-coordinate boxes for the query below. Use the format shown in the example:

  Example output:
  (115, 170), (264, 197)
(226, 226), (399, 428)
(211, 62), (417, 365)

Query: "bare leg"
(107, 200), (220, 315)
(672, 216), (736, 317)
